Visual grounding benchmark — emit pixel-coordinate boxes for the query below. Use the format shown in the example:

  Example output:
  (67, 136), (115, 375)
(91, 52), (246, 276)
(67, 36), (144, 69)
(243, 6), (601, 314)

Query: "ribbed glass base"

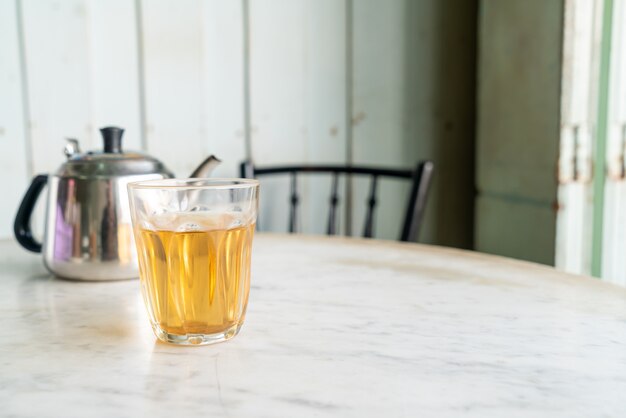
(153, 323), (242, 346)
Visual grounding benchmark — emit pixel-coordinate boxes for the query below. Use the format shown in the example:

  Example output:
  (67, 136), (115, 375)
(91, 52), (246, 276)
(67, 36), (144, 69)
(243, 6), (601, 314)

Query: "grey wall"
(404, 0), (478, 249)
(476, 0), (564, 264)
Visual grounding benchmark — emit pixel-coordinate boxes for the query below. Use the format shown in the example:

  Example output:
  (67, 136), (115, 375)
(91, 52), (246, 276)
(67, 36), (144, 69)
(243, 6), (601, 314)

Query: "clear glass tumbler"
(127, 178), (259, 345)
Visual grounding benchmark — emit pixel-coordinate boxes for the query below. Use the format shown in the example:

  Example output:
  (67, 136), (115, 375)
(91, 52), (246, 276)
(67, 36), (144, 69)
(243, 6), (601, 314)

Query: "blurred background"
(1, 0), (625, 283)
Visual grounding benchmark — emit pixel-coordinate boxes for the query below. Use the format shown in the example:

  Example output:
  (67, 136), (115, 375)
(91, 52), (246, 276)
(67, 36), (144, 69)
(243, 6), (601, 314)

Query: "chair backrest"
(240, 160), (434, 242)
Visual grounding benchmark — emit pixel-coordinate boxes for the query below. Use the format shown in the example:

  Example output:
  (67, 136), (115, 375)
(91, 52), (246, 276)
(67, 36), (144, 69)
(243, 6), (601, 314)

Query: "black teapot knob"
(100, 126), (124, 154)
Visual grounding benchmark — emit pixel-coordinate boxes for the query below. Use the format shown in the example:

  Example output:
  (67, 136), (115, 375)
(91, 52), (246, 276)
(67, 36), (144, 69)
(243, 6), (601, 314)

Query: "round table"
(2, 235), (626, 417)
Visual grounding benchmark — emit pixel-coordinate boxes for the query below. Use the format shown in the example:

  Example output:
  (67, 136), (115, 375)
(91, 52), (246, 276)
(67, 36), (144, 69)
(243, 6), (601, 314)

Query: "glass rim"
(128, 177), (259, 190)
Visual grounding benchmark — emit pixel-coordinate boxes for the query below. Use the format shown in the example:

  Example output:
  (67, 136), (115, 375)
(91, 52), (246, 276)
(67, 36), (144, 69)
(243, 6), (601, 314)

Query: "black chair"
(240, 160), (434, 242)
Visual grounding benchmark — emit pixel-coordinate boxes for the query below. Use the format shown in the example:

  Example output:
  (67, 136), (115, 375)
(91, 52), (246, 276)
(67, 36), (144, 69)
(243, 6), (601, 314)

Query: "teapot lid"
(56, 127), (173, 178)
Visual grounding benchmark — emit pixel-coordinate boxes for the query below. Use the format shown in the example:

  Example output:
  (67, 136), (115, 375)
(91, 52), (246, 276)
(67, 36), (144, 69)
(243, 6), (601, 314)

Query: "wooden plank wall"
(555, 0), (599, 275)
(602, 0), (626, 284)
(1, 0), (477, 245)
(349, 0), (477, 244)
(249, 0), (347, 235)
(0, 0), (30, 239)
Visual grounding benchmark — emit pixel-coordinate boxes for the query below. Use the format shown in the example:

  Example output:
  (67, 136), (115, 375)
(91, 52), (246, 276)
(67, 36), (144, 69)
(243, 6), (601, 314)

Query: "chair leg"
(400, 161), (434, 242)
(289, 172), (299, 233)
(363, 175), (378, 238)
(327, 173), (340, 235)
(240, 160), (255, 178)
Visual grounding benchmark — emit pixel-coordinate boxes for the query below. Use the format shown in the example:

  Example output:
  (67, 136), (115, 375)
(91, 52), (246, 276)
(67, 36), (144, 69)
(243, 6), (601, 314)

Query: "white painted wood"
(140, 0), (206, 177)
(5, 0), (477, 248)
(200, 0), (247, 178)
(351, 0), (411, 240)
(89, 0), (143, 151)
(20, 0), (145, 238)
(603, 182), (626, 284)
(140, 0), (246, 179)
(0, 0), (30, 239)
(602, 0), (626, 285)
(555, 0), (599, 275)
(21, 0), (94, 174)
(21, 0), (143, 170)
(556, 183), (589, 272)
(350, 0), (477, 245)
(248, 0), (346, 235)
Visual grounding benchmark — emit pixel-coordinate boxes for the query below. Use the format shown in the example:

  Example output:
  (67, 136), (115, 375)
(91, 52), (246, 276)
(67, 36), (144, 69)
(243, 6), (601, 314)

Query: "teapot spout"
(189, 155), (222, 178)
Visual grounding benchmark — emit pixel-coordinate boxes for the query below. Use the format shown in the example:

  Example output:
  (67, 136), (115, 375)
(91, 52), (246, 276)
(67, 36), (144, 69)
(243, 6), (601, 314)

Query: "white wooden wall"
(555, 0), (626, 282)
(602, 0), (626, 284)
(1, 0), (31, 242)
(1, 0), (477, 244)
(555, 0), (600, 274)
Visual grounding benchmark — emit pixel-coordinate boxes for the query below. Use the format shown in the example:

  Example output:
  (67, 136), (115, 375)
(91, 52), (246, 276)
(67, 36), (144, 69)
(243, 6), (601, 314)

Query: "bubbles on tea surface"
(175, 222), (202, 232)
(145, 210), (251, 232)
(148, 212), (180, 230)
(190, 205), (210, 212)
(227, 217), (243, 229)
(140, 220), (157, 231)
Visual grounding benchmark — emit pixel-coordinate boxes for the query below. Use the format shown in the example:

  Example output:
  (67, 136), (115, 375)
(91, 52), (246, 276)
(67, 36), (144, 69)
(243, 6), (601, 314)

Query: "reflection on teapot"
(13, 126), (221, 281)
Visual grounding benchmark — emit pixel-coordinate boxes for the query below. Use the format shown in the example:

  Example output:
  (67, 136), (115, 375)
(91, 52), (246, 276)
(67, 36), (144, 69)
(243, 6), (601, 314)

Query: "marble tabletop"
(2, 235), (626, 417)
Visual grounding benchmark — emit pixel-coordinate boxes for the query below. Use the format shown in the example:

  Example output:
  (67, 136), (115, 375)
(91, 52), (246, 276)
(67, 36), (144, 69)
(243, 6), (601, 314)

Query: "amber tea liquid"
(136, 218), (255, 340)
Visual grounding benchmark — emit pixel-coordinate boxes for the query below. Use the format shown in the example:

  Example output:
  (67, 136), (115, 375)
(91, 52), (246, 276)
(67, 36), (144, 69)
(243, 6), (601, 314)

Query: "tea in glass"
(128, 179), (259, 345)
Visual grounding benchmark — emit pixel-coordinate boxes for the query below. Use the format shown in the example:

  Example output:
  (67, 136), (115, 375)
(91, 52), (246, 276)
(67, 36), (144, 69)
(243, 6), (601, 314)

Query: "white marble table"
(2, 235), (626, 417)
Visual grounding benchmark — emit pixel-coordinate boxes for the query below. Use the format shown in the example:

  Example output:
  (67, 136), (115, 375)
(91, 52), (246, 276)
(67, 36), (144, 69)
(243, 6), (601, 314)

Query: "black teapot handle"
(14, 174), (48, 253)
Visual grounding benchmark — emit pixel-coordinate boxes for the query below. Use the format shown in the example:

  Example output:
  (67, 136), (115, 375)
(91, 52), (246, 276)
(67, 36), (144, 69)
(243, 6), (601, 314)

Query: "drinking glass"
(127, 178), (259, 345)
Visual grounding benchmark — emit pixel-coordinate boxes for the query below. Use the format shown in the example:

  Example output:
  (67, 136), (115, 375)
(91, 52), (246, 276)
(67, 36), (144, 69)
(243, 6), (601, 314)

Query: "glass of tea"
(127, 178), (259, 345)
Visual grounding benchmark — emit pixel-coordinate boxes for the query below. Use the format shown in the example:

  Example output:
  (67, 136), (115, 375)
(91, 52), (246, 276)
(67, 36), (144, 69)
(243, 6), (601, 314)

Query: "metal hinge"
(559, 124), (593, 184)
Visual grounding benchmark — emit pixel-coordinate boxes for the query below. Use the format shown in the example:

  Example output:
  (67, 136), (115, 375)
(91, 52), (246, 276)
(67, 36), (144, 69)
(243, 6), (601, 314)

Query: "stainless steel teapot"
(14, 126), (221, 280)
